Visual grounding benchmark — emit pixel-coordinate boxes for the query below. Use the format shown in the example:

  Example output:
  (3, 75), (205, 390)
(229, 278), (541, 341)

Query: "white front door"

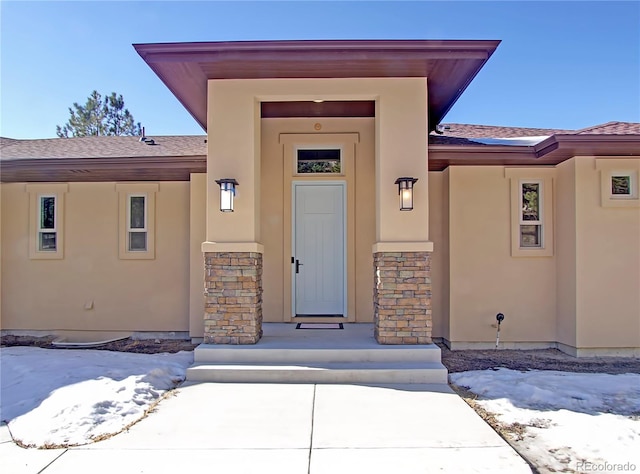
(293, 183), (346, 316)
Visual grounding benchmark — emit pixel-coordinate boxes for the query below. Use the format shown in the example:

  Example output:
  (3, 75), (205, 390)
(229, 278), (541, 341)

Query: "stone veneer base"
(204, 252), (263, 344)
(373, 251), (432, 344)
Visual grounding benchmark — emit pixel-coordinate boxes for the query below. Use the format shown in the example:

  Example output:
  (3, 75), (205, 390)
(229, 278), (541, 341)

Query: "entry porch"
(187, 323), (447, 384)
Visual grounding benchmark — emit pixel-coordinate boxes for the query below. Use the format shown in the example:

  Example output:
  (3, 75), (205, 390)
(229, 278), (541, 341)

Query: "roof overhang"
(0, 155), (206, 182)
(133, 39), (501, 131)
(428, 135), (640, 171)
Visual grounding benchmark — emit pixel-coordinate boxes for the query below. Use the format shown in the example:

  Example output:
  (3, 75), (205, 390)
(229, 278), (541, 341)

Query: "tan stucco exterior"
(573, 157), (640, 355)
(2, 76), (638, 354)
(1, 181), (192, 335)
(555, 159), (578, 349)
(442, 166), (557, 347)
(556, 157), (640, 355)
(428, 171), (447, 338)
(203, 78), (431, 256)
(189, 173), (207, 338)
(434, 158), (640, 355)
(2, 145), (639, 355)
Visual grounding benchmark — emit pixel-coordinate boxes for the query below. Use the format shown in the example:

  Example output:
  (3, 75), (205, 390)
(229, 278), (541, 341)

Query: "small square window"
(596, 161), (639, 207)
(520, 225), (541, 247)
(128, 231), (147, 251)
(39, 232), (57, 251)
(611, 176), (631, 196)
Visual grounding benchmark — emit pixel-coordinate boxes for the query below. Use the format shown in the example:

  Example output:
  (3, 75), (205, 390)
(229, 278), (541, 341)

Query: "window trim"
(116, 183), (158, 259)
(27, 183), (68, 260)
(506, 168), (555, 257)
(596, 158), (640, 208)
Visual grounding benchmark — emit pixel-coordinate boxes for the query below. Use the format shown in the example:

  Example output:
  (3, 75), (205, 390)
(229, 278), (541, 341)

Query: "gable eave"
(134, 39), (501, 131)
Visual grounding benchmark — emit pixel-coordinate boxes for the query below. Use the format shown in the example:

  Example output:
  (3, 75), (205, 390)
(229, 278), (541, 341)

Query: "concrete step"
(186, 361), (448, 384)
(194, 344), (443, 364)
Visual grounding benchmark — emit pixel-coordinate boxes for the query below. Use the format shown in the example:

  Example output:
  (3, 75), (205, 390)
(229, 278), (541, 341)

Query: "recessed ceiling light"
(313, 100), (324, 103)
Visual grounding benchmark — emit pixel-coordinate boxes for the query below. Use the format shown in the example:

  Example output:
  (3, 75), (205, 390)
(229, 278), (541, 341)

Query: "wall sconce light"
(215, 178), (238, 212)
(395, 177), (418, 211)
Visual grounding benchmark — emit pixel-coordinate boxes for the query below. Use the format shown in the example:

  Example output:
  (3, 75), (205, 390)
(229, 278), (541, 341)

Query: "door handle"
(295, 259), (303, 274)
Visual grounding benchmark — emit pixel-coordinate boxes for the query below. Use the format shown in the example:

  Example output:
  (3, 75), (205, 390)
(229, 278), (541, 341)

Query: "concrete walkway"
(1, 382), (531, 474)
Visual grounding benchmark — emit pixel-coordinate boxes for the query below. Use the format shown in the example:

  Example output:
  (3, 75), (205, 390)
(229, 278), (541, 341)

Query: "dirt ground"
(437, 343), (640, 375)
(2, 334), (638, 374)
(0, 335), (198, 354)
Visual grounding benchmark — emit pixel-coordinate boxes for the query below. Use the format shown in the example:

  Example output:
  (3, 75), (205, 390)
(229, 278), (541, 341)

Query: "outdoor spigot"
(495, 313), (505, 349)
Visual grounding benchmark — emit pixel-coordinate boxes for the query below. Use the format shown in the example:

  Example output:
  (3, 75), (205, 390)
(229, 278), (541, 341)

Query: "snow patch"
(0, 346), (192, 447)
(451, 368), (640, 472)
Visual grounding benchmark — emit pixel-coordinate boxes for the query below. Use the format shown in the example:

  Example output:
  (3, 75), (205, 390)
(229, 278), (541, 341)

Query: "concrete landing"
(188, 323), (448, 384)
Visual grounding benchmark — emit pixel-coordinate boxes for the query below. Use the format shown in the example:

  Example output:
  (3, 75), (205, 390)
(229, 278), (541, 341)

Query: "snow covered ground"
(0, 346), (192, 447)
(451, 368), (640, 474)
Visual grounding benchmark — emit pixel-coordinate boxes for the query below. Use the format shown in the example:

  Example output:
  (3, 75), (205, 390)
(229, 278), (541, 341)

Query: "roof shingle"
(2, 121), (638, 163)
(431, 121), (640, 138)
(0, 135), (207, 161)
(575, 121), (640, 135)
(431, 123), (574, 138)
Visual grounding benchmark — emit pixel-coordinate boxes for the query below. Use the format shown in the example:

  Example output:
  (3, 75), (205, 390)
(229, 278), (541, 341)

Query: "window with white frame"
(27, 183), (67, 259)
(116, 183), (157, 259)
(595, 159), (639, 208)
(127, 194), (147, 251)
(38, 195), (58, 251)
(519, 181), (543, 248)
(610, 173), (636, 199)
(506, 168), (554, 257)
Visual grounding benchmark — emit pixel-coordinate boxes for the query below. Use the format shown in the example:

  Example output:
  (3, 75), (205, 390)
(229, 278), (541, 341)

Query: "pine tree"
(56, 91), (142, 138)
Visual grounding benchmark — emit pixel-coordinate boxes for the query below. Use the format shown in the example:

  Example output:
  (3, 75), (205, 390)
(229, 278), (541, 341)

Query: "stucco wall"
(441, 169), (451, 341)
(205, 77), (430, 254)
(428, 171), (446, 337)
(260, 117), (376, 322)
(442, 159), (639, 353)
(447, 166), (557, 346)
(1, 182), (191, 334)
(555, 159), (577, 348)
(189, 173), (206, 338)
(574, 157), (640, 351)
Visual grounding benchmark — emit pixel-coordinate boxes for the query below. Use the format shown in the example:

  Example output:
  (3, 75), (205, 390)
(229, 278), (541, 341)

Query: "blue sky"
(1, 1), (638, 139)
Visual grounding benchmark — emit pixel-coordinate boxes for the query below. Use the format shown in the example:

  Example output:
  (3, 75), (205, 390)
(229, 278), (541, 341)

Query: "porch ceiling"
(133, 39), (500, 132)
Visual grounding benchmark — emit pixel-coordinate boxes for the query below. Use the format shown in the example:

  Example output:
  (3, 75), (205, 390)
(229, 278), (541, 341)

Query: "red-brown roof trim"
(0, 155), (206, 182)
(429, 135), (640, 171)
(133, 39), (500, 131)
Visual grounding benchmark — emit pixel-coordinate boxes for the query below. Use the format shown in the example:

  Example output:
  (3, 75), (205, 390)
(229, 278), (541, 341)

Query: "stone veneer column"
(373, 252), (432, 344)
(204, 252), (263, 344)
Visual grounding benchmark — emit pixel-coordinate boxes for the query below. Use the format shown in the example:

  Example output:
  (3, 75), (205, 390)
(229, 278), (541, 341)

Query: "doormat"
(296, 323), (344, 330)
